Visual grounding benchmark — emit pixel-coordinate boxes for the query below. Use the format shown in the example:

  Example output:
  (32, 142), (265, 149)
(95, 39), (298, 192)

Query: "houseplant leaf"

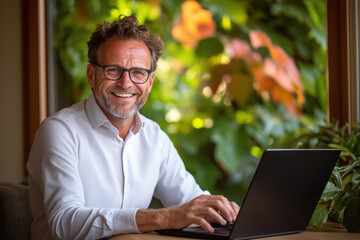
(308, 204), (330, 228)
(342, 190), (360, 232)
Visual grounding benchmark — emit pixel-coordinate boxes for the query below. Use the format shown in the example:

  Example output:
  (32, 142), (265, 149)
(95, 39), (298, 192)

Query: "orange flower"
(249, 30), (304, 115)
(226, 38), (261, 64)
(252, 67), (300, 116)
(172, 0), (216, 49)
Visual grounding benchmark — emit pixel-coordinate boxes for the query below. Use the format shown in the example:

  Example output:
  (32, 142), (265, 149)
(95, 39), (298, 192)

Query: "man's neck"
(104, 111), (134, 140)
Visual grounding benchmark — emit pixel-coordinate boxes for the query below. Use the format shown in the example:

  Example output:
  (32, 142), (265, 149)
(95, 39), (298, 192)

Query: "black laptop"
(157, 149), (341, 240)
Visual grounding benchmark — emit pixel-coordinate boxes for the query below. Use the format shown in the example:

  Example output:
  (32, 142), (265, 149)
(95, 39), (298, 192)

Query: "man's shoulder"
(139, 113), (157, 126)
(43, 100), (87, 127)
(139, 114), (163, 132)
(138, 113), (172, 140)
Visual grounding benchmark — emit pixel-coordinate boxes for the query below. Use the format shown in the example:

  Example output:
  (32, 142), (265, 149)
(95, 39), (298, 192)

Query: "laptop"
(156, 149), (341, 240)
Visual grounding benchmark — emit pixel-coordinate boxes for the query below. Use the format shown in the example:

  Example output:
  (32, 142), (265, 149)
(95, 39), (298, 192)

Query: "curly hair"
(87, 15), (164, 71)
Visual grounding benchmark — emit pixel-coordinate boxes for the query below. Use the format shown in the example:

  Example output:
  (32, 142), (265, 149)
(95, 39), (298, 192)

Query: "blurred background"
(46, 0), (327, 203)
(1, 0), (359, 231)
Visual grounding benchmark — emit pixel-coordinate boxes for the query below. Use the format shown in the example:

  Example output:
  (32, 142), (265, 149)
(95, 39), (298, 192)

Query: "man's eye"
(106, 67), (121, 75)
(132, 69), (146, 76)
(108, 68), (120, 72)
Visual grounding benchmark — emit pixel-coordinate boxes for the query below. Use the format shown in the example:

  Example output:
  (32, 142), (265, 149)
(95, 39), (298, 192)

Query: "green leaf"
(211, 118), (253, 172)
(207, 0), (248, 25)
(271, 2), (310, 25)
(352, 171), (360, 181)
(182, 153), (221, 194)
(227, 72), (254, 107)
(333, 191), (353, 214)
(299, 64), (320, 96)
(308, 204), (330, 228)
(303, 0), (325, 28)
(176, 129), (212, 156)
(320, 182), (342, 202)
(343, 191), (360, 232)
(196, 37), (224, 58)
(330, 167), (343, 188)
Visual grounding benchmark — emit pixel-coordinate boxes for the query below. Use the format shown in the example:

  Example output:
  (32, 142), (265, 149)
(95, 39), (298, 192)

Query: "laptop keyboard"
(212, 223), (233, 235)
(183, 223), (233, 236)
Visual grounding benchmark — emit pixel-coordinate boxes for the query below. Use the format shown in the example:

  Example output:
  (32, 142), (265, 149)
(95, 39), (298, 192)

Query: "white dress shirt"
(27, 93), (208, 240)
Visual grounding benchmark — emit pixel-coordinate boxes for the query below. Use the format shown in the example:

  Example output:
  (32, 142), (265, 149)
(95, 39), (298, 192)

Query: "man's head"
(86, 15), (164, 121)
(87, 15), (164, 72)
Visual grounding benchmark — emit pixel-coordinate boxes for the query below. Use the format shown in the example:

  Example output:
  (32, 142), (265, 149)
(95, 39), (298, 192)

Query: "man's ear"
(87, 64), (95, 88)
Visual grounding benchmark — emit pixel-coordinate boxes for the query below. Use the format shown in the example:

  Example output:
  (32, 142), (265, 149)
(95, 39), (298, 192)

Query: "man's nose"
(115, 70), (133, 88)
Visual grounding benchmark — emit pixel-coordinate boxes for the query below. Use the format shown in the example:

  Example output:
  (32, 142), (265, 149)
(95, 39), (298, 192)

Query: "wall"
(0, 0), (24, 182)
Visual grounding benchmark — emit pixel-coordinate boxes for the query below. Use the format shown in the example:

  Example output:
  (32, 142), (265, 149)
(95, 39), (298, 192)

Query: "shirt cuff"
(112, 208), (140, 234)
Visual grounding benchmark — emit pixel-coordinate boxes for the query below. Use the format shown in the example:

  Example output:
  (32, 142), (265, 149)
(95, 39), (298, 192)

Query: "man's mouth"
(112, 92), (135, 98)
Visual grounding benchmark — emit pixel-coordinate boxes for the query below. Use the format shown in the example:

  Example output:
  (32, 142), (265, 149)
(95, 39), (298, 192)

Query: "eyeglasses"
(93, 63), (152, 84)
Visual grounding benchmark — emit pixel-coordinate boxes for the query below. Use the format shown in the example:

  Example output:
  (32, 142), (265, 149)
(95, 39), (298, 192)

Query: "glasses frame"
(93, 63), (152, 84)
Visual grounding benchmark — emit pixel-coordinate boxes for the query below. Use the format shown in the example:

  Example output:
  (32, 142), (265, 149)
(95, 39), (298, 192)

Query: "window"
(23, 0), (359, 195)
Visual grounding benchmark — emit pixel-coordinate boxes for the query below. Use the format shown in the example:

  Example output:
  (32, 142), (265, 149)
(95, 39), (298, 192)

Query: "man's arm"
(27, 117), (140, 239)
(142, 126), (239, 233)
(136, 195), (240, 233)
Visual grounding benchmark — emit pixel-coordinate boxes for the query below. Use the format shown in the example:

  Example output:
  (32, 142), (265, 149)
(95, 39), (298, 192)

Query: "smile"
(112, 92), (135, 98)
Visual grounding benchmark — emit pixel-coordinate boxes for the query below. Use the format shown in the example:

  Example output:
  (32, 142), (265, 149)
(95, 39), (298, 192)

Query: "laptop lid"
(157, 149), (340, 240)
(229, 148), (340, 239)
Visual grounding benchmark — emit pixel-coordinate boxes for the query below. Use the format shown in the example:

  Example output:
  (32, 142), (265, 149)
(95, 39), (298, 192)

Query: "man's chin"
(108, 108), (138, 120)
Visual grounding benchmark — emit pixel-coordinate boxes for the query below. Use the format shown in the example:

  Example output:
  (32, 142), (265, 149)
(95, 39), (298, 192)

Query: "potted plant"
(297, 121), (360, 232)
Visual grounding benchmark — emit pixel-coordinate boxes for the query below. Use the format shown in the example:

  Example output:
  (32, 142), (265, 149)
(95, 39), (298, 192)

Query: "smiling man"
(27, 15), (239, 240)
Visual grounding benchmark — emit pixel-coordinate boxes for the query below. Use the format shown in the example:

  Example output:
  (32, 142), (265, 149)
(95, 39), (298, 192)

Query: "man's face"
(87, 37), (154, 120)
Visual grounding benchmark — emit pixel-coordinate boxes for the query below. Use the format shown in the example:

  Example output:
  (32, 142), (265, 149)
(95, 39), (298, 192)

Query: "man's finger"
(230, 201), (240, 220)
(209, 196), (236, 222)
(194, 217), (214, 233)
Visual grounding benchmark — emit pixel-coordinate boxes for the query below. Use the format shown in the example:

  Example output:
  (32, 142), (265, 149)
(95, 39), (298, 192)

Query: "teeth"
(113, 92), (133, 97)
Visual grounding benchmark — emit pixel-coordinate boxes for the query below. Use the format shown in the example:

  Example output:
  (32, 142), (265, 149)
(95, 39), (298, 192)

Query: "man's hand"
(136, 195), (240, 233)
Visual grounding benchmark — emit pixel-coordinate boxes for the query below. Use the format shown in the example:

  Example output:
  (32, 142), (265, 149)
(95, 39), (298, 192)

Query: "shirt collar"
(131, 112), (144, 135)
(85, 93), (145, 136)
(85, 93), (110, 129)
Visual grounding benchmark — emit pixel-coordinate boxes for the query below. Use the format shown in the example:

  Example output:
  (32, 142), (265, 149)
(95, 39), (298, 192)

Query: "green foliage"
(299, 121), (360, 232)
(51, 0), (327, 203)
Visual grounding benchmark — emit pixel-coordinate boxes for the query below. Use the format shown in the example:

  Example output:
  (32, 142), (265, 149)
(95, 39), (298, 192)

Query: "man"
(27, 15), (239, 240)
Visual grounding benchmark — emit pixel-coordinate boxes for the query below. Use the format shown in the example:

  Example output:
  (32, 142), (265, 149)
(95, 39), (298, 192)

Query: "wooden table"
(108, 221), (360, 240)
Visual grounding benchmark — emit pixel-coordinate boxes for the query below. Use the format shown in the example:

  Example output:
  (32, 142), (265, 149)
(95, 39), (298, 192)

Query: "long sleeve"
(27, 118), (139, 240)
(153, 132), (210, 207)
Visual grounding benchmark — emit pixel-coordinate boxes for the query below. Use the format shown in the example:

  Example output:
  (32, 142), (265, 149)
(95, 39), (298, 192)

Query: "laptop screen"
(229, 149), (340, 239)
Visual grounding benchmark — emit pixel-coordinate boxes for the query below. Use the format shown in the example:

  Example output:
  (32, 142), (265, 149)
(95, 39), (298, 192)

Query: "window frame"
(22, 0), (48, 174)
(326, 0), (360, 126)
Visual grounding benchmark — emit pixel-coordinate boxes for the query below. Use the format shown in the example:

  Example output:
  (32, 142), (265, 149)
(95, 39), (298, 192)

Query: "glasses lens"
(104, 66), (123, 80)
(130, 68), (149, 83)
